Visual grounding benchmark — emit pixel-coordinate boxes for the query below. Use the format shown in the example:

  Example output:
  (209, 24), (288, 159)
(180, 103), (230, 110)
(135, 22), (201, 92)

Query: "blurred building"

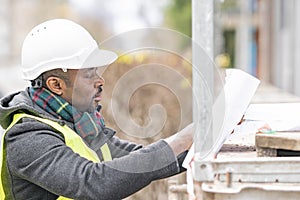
(0, 0), (12, 65)
(259, 0), (300, 97)
(0, 0), (113, 95)
(217, 0), (300, 97)
(0, 0), (113, 67)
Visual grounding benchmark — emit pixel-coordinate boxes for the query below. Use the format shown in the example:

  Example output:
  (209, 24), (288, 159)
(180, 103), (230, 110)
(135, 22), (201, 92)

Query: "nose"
(93, 67), (105, 88)
(94, 75), (105, 88)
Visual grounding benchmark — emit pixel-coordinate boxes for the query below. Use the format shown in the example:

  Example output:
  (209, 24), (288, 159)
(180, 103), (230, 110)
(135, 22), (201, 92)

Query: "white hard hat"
(21, 19), (118, 80)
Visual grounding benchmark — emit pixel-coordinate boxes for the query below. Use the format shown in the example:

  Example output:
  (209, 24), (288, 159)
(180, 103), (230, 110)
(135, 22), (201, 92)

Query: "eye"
(82, 69), (95, 79)
(84, 72), (94, 79)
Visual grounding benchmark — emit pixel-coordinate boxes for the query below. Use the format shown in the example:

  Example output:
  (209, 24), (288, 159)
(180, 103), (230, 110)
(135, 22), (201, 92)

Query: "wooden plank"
(256, 132), (300, 151)
(256, 132), (300, 157)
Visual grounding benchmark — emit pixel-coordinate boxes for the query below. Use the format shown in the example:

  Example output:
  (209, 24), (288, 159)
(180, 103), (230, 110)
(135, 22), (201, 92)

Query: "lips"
(94, 95), (102, 102)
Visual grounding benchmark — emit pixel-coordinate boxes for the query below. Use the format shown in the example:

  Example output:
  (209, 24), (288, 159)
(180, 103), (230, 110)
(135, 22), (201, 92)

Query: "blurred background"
(1, 0), (300, 199)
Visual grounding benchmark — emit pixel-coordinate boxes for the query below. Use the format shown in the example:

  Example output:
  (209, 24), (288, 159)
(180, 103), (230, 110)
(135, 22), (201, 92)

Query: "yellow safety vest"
(0, 113), (112, 200)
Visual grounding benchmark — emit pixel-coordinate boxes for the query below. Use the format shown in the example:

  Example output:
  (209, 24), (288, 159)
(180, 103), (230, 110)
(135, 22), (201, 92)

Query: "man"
(0, 19), (193, 199)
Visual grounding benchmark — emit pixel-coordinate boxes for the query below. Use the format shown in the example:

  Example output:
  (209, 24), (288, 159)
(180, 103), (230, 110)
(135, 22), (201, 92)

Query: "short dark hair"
(31, 69), (71, 89)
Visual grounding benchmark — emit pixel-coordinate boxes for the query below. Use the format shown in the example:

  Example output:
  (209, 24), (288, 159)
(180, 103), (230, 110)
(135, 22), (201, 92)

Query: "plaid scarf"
(29, 87), (105, 143)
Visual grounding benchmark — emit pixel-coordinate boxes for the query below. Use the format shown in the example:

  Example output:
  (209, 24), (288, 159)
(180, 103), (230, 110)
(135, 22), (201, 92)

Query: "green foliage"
(164, 0), (192, 37)
(223, 29), (235, 68)
(220, 0), (239, 13)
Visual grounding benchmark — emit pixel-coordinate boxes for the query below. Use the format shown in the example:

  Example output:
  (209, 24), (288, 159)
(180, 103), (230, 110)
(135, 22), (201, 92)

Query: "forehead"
(78, 68), (95, 73)
(78, 67), (106, 74)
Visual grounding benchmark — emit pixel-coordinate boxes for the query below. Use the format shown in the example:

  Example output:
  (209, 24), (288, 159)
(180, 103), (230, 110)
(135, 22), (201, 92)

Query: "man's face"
(65, 67), (105, 112)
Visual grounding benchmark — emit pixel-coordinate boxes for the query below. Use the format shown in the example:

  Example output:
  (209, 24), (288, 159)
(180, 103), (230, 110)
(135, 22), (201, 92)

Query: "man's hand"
(164, 123), (194, 156)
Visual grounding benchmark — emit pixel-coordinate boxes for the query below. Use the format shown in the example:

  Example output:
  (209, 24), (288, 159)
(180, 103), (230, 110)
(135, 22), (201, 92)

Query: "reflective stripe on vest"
(0, 113), (112, 200)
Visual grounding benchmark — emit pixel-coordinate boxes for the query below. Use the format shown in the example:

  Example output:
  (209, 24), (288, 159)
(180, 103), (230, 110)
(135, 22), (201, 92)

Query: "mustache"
(95, 86), (103, 112)
(94, 86), (103, 96)
(97, 86), (103, 93)
(93, 86), (103, 100)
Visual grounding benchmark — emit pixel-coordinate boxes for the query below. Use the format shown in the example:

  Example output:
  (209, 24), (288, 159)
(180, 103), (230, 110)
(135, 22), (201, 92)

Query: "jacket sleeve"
(107, 136), (188, 172)
(5, 118), (181, 200)
(106, 136), (143, 158)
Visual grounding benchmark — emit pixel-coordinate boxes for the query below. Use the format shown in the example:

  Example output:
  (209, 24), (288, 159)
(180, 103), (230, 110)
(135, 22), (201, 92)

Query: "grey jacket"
(0, 88), (186, 200)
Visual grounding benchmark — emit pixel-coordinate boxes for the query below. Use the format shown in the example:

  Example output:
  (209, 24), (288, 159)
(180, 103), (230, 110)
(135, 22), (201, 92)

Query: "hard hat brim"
(82, 48), (118, 69)
(22, 47), (118, 80)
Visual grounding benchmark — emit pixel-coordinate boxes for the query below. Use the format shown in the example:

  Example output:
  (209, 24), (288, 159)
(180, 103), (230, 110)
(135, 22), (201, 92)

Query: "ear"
(45, 77), (66, 96)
